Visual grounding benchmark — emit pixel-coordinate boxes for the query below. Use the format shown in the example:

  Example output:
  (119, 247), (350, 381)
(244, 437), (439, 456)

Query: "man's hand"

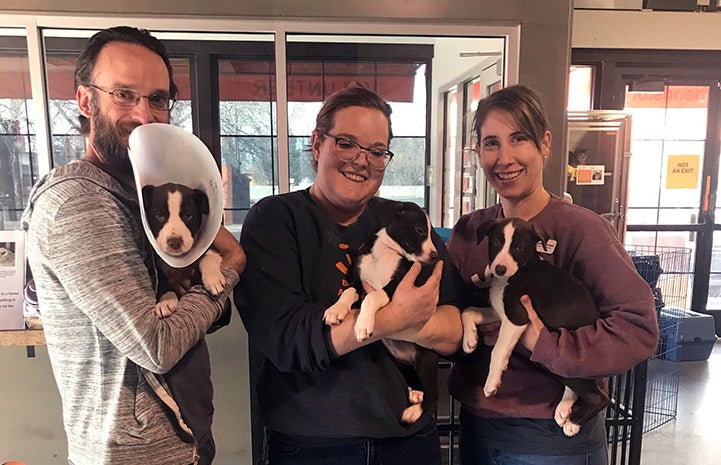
(213, 226), (246, 275)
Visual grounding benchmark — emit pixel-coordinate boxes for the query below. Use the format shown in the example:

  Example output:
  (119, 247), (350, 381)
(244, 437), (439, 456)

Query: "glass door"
(440, 56), (503, 227)
(623, 82), (720, 316)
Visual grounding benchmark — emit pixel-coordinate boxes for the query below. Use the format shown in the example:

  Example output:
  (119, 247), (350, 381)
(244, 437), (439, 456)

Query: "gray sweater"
(21, 161), (238, 465)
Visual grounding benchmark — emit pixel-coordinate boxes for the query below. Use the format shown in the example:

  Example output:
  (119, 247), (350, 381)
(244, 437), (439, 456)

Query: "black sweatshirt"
(235, 190), (463, 446)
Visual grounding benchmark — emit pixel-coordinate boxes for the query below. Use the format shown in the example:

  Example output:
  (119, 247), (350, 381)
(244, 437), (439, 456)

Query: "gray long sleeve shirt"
(21, 160), (238, 465)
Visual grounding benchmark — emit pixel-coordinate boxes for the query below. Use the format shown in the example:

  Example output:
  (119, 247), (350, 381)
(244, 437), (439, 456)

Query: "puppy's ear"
(193, 189), (210, 215)
(532, 224), (550, 251)
(141, 185), (155, 211)
(477, 219), (497, 244)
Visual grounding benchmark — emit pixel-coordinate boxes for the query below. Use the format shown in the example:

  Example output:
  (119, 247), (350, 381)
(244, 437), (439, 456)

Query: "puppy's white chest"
(358, 251), (400, 290)
(489, 277), (508, 319)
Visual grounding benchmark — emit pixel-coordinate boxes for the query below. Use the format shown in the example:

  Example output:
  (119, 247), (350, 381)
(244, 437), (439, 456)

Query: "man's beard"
(89, 102), (140, 173)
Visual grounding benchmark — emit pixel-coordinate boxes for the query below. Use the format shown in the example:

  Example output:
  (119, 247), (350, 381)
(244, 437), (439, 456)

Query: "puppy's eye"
(414, 226), (425, 235)
(514, 244), (525, 252)
(491, 237), (502, 247)
(182, 212), (194, 222)
(153, 212), (166, 222)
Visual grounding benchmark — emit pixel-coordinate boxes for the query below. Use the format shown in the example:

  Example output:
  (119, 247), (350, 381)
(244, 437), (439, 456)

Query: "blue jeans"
(459, 428), (608, 465)
(266, 422), (441, 465)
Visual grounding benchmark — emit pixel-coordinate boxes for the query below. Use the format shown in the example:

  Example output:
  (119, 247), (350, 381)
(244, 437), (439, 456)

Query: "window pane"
(658, 140), (704, 209)
(625, 85), (707, 226)
(568, 65), (593, 111)
(709, 232), (721, 309)
(627, 140), (663, 208)
(288, 135), (314, 190)
(218, 58), (277, 227)
(221, 135), (276, 224)
(379, 137), (425, 205)
(0, 34), (36, 229)
(285, 45), (429, 206)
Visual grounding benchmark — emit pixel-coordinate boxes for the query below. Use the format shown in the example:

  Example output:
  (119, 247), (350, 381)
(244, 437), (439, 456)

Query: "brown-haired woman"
(235, 83), (464, 464)
(447, 84), (659, 465)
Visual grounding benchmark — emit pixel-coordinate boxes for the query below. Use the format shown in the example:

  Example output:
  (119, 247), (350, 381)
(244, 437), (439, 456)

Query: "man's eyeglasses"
(85, 84), (175, 111)
(322, 133), (394, 171)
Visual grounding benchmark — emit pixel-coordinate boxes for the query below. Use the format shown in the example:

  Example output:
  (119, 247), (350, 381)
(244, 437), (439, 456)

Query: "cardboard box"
(659, 307), (717, 362)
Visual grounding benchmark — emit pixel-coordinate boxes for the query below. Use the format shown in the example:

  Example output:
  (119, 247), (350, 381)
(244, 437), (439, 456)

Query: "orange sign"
(626, 86), (709, 109)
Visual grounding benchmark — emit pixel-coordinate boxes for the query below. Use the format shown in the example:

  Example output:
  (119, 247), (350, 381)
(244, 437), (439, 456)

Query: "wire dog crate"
(605, 245), (691, 465)
(629, 245), (690, 433)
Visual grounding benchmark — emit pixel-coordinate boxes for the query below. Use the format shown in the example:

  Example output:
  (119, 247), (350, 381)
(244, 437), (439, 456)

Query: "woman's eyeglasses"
(85, 83), (175, 111)
(322, 133), (394, 171)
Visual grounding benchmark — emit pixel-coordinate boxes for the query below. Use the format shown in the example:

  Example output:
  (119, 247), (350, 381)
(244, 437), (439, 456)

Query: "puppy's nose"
(167, 236), (185, 252)
(428, 251), (439, 263)
(494, 264), (507, 276)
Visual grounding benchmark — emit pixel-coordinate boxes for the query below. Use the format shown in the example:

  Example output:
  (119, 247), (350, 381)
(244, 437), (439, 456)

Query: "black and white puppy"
(462, 217), (609, 437)
(142, 182), (224, 317)
(0, 245), (15, 267)
(323, 200), (439, 424)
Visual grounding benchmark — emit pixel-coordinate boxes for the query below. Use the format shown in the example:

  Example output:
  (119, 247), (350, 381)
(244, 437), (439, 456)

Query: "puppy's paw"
(400, 404), (423, 424)
(462, 333), (478, 353)
(354, 324), (373, 342)
(323, 305), (349, 326)
(202, 269), (226, 296)
(199, 250), (225, 295)
(155, 292), (179, 318)
(323, 288), (357, 326)
(562, 422), (581, 437)
(354, 309), (375, 341)
(483, 377), (501, 397)
(554, 399), (574, 427)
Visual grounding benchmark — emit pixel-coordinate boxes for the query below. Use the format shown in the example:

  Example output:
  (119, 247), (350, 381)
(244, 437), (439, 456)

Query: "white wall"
(573, 9), (721, 49)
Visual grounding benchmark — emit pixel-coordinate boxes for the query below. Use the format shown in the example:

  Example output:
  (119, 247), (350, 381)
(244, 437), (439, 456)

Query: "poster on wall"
(0, 230), (25, 330)
(575, 165), (606, 185)
(666, 154), (700, 189)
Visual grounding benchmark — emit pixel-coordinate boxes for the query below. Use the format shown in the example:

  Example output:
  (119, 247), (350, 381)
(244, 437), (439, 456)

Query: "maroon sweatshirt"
(447, 195), (659, 421)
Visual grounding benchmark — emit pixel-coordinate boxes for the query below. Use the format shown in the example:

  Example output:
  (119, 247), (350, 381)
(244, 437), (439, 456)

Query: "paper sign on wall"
(575, 165), (605, 185)
(666, 155), (700, 189)
(0, 230), (25, 330)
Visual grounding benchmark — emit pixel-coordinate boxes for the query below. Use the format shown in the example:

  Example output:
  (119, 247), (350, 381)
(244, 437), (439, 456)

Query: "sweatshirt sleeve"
(234, 197), (335, 373)
(44, 189), (238, 374)
(530, 211), (659, 379)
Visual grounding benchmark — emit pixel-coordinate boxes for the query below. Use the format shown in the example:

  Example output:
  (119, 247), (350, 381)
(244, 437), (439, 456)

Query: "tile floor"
(640, 340), (721, 464)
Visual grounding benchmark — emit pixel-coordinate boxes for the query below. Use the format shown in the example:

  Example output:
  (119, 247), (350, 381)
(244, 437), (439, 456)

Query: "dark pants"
(198, 435), (216, 465)
(266, 422), (441, 465)
(459, 428), (608, 465)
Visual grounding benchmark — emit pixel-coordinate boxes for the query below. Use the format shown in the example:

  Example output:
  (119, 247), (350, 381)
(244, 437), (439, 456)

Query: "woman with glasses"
(235, 83), (464, 465)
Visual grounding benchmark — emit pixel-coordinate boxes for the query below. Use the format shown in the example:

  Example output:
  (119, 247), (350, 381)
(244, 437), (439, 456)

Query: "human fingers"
(422, 260), (444, 289)
(519, 294), (543, 352)
(397, 261), (422, 290)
